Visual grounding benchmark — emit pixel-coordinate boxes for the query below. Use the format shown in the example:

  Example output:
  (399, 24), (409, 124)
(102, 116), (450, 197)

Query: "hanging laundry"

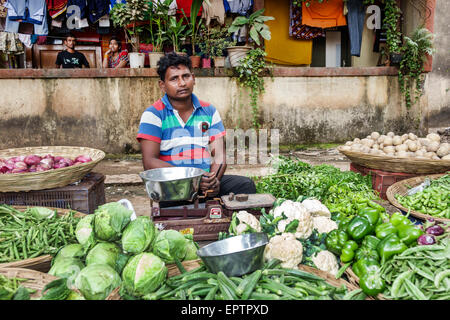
(46, 0), (68, 19)
(302, 0), (347, 29)
(0, 0), (7, 18)
(4, 0), (49, 35)
(176, 0), (202, 18)
(0, 31), (24, 54)
(346, 0), (366, 57)
(223, 0), (230, 13)
(290, 1), (325, 40)
(265, 0), (313, 65)
(18, 33), (32, 48)
(87, 0), (109, 24)
(67, 0), (87, 19)
(226, 0), (252, 16)
(202, 0), (225, 26)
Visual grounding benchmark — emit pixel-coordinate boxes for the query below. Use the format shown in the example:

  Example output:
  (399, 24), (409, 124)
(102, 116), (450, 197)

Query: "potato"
(361, 146), (371, 153)
(353, 138), (361, 143)
(366, 135), (372, 140)
(387, 132), (395, 137)
(396, 144), (408, 152)
(392, 136), (402, 146)
(397, 151), (409, 158)
(436, 143), (449, 157)
(345, 141), (353, 146)
(426, 141), (440, 152)
(377, 135), (387, 144)
(379, 143), (384, 149)
(407, 141), (418, 152)
(372, 144), (379, 150)
(371, 132), (380, 140)
(351, 144), (362, 152)
(432, 155), (441, 160)
(415, 149), (425, 156)
(383, 136), (393, 146)
(361, 138), (375, 148)
(369, 149), (380, 155)
(401, 134), (409, 142)
(383, 146), (395, 154)
(408, 133), (417, 140)
(443, 154), (450, 160)
(424, 152), (435, 159)
(418, 138), (431, 147)
(341, 146), (351, 151)
(427, 133), (441, 143)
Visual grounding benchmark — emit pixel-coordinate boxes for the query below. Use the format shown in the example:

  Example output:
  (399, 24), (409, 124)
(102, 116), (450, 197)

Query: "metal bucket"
(139, 167), (206, 202)
(197, 233), (269, 277)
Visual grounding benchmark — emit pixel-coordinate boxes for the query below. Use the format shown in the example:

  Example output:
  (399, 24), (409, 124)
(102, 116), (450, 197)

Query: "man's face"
(159, 65), (195, 101)
(64, 37), (76, 50)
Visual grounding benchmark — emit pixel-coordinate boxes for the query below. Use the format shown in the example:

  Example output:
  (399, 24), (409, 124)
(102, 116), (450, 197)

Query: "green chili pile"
(0, 205), (81, 263)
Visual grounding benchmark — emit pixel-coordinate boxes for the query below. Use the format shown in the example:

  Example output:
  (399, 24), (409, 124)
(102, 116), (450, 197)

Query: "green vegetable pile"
(143, 259), (366, 301)
(0, 205), (80, 263)
(380, 238), (450, 300)
(0, 274), (34, 300)
(395, 174), (450, 219)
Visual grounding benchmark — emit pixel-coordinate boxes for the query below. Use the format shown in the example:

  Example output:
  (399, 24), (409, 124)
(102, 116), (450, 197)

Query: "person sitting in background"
(55, 33), (90, 69)
(102, 36), (129, 68)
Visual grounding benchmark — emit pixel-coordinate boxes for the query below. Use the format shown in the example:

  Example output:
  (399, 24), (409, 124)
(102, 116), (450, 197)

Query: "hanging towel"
(18, 33), (32, 48)
(176, 0), (202, 18)
(302, 0), (347, 29)
(265, 0), (312, 65)
(346, 0), (366, 56)
(202, 0), (225, 26)
(46, 0), (68, 18)
(290, 1), (325, 40)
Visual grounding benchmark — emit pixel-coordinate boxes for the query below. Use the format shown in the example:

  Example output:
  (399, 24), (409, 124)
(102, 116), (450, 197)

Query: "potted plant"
(199, 25), (235, 68)
(382, 0), (403, 65)
(167, 15), (188, 55)
(226, 8), (274, 67)
(109, 0), (150, 68)
(146, 0), (171, 68)
(182, 0), (204, 67)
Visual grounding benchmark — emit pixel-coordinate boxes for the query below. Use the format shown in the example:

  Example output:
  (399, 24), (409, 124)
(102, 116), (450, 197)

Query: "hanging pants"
(4, 0), (48, 35)
(347, 0), (366, 57)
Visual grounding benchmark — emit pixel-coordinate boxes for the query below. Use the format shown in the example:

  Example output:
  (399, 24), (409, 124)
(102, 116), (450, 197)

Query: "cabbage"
(121, 216), (156, 254)
(93, 202), (133, 241)
(29, 207), (55, 219)
(85, 242), (121, 271)
(53, 244), (86, 265)
(66, 290), (85, 300)
(75, 264), (121, 300)
(48, 257), (85, 287)
(152, 230), (187, 264)
(75, 214), (97, 249)
(183, 240), (199, 261)
(122, 253), (167, 297)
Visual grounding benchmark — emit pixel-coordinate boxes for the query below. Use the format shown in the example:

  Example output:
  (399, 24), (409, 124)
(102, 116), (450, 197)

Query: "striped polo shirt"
(137, 93), (226, 172)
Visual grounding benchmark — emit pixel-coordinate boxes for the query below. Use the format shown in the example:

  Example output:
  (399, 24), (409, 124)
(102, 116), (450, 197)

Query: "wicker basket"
(337, 146), (450, 174)
(0, 146), (105, 192)
(386, 173), (449, 223)
(0, 267), (60, 299)
(0, 206), (86, 272)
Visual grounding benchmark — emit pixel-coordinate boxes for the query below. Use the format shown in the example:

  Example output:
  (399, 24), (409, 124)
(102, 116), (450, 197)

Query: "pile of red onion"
(0, 154), (92, 174)
(417, 218), (449, 245)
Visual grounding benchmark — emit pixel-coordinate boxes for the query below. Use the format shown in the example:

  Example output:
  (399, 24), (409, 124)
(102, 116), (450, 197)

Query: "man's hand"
(200, 172), (220, 197)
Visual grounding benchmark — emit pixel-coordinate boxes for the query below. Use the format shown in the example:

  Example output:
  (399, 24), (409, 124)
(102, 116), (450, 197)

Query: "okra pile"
(395, 174), (450, 219)
(141, 260), (366, 301)
(0, 205), (80, 263)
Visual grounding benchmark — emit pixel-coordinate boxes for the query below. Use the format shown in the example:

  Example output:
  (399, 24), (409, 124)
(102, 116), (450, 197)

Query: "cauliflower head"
(312, 216), (338, 234)
(264, 233), (303, 269)
(230, 211), (261, 235)
(271, 200), (313, 239)
(302, 199), (331, 218)
(311, 250), (339, 276)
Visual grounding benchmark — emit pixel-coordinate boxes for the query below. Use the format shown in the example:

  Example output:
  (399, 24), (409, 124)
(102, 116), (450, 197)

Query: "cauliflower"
(312, 216), (338, 234)
(301, 199), (331, 218)
(271, 200), (313, 239)
(311, 250), (339, 276)
(229, 211), (261, 236)
(264, 233), (303, 269)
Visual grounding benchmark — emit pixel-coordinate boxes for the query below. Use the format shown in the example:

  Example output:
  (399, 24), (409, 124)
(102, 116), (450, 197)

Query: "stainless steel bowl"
(139, 167), (206, 202)
(197, 233), (269, 277)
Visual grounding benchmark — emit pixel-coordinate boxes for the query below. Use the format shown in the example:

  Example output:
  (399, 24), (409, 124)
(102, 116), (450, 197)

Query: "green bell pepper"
(376, 233), (408, 264)
(359, 269), (386, 296)
(397, 224), (424, 245)
(352, 258), (380, 279)
(355, 246), (379, 262)
(357, 207), (380, 226)
(375, 222), (398, 240)
(362, 235), (381, 250)
(346, 216), (373, 242)
(325, 229), (349, 255)
(389, 212), (411, 227)
(340, 240), (359, 263)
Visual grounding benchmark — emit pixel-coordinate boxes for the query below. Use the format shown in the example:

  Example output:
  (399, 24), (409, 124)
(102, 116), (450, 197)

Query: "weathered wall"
(0, 73), (428, 153)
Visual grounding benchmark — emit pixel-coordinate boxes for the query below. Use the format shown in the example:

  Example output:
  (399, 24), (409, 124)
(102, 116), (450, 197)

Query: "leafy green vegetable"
(121, 216), (156, 254)
(75, 264), (121, 300)
(93, 202), (133, 241)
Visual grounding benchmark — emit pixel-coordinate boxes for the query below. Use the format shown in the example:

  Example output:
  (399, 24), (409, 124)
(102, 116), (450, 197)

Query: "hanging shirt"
(46, 0), (68, 18)
(202, 0), (225, 26)
(176, 0), (202, 18)
(302, 0), (347, 29)
(0, 31), (24, 54)
(67, 0), (87, 19)
(226, 0), (252, 15)
(87, 0), (109, 24)
(290, 1), (325, 40)
(4, 0), (49, 35)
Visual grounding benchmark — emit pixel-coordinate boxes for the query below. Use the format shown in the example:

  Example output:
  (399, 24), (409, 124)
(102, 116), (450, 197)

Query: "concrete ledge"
(0, 66), (400, 79)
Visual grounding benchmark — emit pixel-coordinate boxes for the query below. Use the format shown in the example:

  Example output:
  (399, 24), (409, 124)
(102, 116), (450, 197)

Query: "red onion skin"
(28, 165), (37, 172)
(11, 168), (28, 174)
(24, 155), (42, 166)
(426, 225), (445, 236)
(54, 156), (64, 162)
(418, 234), (436, 245)
(75, 155), (92, 163)
(14, 161), (28, 170)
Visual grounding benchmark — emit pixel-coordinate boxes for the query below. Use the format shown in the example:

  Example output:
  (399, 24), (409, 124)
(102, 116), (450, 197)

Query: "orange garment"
(264, 0), (313, 65)
(302, 0), (347, 29)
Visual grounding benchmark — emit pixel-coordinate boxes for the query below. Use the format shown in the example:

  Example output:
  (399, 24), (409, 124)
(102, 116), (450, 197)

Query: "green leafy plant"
(181, 0), (205, 55)
(235, 48), (272, 129)
(109, 0), (150, 52)
(292, 0), (328, 8)
(383, 0), (402, 54)
(167, 15), (188, 53)
(198, 25), (236, 58)
(398, 27), (435, 109)
(227, 8), (274, 46)
(144, 0), (172, 52)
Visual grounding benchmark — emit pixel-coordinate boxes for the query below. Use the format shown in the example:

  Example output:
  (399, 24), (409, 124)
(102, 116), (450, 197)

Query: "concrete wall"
(0, 70), (428, 153)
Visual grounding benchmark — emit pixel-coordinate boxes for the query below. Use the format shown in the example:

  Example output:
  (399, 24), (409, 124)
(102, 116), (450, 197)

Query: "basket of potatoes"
(337, 132), (450, 174)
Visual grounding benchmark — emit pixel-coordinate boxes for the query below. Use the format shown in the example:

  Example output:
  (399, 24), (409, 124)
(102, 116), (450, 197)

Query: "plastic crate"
(0, 172), (105, 214)
(350, 163), (420, 200)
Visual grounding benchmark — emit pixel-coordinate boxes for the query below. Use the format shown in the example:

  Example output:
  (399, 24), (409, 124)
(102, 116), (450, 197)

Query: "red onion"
(36, 165), (49, 172)
(28, 165), (37, 172)
(54, 156), (64, 162)
(10, 156), (26, 163)
(73, 161), (83, 166)
(11, 168), (28, 174)
(14, 161), (28, 170)
(417, 234), (436, 245)
(39, 158), (54, 170)
(74, 155), (92, 163)
(53, 162), (69, 169)
(426, 225), (445, 236)
(24, 155), (42, 166)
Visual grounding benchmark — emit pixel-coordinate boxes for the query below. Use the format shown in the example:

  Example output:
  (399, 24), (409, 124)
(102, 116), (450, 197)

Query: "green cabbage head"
(75, 264), (121, 300)
(122, 253), (167, 297)
(85, 242), (127, 273)
(152, 230), (187, 264)
(75, 214), (97, 249)
(93, 202), (133, 241)
(53, 244), (86, 265)
(48, 258), (85, 287)
(121, 216), (156, 254)
(183, 240), (199, 261)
